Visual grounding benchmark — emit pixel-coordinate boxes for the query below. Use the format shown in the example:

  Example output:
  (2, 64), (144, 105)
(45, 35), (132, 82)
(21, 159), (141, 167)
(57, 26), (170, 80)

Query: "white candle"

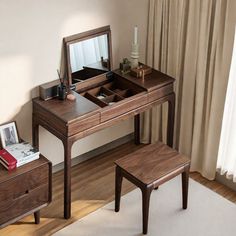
(134, 26), (138, 44)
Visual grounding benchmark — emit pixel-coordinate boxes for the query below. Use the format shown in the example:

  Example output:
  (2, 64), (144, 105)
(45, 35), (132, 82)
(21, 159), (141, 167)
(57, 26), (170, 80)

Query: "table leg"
(182, 165), (190, 209)
(32, 117), (39, 149)
(134, 114), (140, 145)
(63, 139), (73, 219)
(115, 166), (123, 212)
(142, 186), (153, 235)
(34, 211), (40, 224)
(167, 92), (175, 147)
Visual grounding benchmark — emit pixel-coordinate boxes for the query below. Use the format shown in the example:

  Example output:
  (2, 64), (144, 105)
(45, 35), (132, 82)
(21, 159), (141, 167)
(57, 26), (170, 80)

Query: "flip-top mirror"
(63, 26), (112, 87)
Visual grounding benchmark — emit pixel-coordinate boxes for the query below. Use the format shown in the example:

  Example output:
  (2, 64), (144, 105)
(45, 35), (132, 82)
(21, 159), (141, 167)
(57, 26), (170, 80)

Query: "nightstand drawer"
(0, 164), (49, 203)
(0, 156), (52, 228)
(0, 184), (49, 226)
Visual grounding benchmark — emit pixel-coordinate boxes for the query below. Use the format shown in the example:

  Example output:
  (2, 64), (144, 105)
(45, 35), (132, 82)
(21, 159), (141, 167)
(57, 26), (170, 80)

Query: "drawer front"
(68, 113), (100, 135)
(101, 93), (148, 122)
(0, 184), (49, 226)
(0, 164), (49, 203)
(148, 84), (173, 103)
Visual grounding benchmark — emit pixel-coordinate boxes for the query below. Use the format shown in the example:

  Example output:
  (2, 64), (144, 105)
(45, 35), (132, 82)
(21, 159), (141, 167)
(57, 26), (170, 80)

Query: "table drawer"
(101, 93), (147, 122)
(148, 84), (173, 103)
(0, 164), (49, 203)
(68, 113), (100, 135)
(0, 184), (49, 226)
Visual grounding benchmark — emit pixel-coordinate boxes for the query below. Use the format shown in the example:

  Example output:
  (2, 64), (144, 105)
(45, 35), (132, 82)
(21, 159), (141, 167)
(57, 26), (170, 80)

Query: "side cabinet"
(0, 155), (52, 228)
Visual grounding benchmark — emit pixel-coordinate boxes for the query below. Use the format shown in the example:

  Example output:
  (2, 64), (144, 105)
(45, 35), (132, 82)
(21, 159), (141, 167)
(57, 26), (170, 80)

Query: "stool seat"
(114, 142), (190, 235)
(115, 142), (190, 186)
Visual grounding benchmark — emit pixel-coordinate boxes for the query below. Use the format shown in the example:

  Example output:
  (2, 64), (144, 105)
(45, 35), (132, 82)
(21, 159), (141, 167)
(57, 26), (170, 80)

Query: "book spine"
(0, 150), (17, 165)
(0, 159), (16, 170)
(16, 154), (39, 165)
(16, 155), (40, 167)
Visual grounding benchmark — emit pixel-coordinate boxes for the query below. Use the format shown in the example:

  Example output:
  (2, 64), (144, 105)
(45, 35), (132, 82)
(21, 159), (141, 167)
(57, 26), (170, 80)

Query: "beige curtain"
(142, 0), (236, 180)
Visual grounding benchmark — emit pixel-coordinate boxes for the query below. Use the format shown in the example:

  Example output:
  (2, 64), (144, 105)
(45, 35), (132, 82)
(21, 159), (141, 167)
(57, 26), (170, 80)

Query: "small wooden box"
(0, 155), (52, 228)
(39, 79), (59, 100)
(130, 64), (152, 78)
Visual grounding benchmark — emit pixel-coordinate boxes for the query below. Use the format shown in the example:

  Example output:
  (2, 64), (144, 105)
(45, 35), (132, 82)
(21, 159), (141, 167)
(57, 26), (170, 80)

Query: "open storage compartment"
(79, 73), (146, 108)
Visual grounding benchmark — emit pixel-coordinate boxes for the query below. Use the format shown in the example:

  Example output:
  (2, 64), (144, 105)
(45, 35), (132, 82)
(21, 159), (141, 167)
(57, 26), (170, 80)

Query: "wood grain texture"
(114, 142), (190, 234)
(0, 156), (52, 228)
(0, 142), (235, 236)
(115, 142), (190, 185)
(114, 68), (175, 92)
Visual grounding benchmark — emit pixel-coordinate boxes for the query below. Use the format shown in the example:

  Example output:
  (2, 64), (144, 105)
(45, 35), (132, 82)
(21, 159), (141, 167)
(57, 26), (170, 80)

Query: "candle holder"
(130, 26), (139, 69)
(130, 43), (139, 68)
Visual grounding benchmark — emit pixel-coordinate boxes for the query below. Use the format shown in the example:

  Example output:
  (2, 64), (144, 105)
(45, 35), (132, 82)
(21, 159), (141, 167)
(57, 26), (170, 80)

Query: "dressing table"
(32, 25), (175, 219)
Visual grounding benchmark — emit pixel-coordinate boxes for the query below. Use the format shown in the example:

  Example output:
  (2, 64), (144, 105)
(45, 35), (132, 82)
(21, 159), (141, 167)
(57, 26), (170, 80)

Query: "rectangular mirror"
(64, 26), (112, 88)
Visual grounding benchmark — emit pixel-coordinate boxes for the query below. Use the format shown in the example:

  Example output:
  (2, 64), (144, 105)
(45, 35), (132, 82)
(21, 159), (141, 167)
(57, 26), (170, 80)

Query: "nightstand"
(0, 155), (52, 228)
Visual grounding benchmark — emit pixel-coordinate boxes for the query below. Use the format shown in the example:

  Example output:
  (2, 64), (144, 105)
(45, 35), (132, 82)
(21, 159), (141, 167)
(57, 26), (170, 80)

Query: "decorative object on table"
(130, 26), (139, 69)
(101, 56), (109, 68)
(0, 142), (40, 170)
(130, 64), (152, 78)
(67, 93), (76, 101)
(57, 69), (67, 100)
(39, 79), (59, 101)
(120, 58), (131, 74)
(0, 121), (19, 149)
(0, 149), (17, 170)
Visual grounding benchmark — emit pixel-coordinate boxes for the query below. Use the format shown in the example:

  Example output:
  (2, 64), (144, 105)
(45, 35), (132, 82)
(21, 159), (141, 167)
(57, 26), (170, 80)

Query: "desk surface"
(33, 68), (175, 126)
(114, 69), (175, 92)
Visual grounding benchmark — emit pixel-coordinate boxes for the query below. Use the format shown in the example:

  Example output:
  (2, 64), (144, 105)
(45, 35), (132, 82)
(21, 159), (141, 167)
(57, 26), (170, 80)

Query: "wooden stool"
(114, 142), (190, 235)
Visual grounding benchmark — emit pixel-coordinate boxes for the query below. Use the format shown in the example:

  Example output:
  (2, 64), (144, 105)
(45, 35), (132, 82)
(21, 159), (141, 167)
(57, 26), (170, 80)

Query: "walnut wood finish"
(0, 155), (52, 228)
(32, 67), (176, 219)
(115, 142), (190, 234)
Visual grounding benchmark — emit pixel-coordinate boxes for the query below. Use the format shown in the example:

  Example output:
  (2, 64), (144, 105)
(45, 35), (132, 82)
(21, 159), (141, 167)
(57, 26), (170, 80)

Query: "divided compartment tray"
(79, 75), (146, 108)
(84, 87), (124, 107)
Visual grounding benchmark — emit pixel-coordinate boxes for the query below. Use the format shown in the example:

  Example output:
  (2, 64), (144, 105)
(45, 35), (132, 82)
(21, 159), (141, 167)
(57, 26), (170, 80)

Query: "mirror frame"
(63, 25), (113, 87)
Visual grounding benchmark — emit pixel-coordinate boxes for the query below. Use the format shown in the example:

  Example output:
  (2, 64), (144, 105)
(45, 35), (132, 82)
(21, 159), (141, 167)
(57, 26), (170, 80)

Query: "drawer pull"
(14, 190), (30, 200)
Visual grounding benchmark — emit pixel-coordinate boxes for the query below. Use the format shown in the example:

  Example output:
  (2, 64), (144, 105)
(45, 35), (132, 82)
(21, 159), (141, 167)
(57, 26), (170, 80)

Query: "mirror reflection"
(69, 34), (110, 84)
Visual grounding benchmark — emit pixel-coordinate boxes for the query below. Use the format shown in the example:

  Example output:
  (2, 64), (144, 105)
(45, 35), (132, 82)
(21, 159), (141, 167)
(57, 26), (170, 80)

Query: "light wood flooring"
(0, 142), (235, 236)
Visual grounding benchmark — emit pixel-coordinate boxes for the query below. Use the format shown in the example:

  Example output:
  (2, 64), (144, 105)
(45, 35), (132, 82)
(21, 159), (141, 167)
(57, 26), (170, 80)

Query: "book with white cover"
(5, 142), (40, 166)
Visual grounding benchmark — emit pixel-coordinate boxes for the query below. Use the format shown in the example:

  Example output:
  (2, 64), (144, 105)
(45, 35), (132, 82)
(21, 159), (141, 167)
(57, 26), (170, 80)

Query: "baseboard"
(216, 172), (236, 192)
(52, 134), (134, 173)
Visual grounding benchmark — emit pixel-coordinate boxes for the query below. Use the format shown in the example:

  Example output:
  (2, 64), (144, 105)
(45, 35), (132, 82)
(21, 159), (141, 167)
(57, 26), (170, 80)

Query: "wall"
(0, 0), (149, 165)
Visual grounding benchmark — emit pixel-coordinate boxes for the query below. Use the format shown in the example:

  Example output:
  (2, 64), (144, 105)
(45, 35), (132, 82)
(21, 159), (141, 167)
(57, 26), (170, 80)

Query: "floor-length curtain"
(217, 28), (236, 182)
(142, 0), (236, 180)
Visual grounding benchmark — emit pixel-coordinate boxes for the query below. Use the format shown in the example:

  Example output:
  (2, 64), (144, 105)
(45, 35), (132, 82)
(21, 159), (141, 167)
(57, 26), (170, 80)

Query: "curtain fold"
(142, 0), (236, 180)
(217, 27), (236, 182)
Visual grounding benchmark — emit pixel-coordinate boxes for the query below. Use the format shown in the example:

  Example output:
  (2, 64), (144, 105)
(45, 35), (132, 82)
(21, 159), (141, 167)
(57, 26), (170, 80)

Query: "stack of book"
(0, 142), (40, 170)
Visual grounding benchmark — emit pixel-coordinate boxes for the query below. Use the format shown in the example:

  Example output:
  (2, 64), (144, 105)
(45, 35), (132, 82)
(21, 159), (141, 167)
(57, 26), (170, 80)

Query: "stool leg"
(142, 186), (152, 235)
(182, 165), (190, 209)
(115, 166), (123, 212)
(34, 211), (40, 224)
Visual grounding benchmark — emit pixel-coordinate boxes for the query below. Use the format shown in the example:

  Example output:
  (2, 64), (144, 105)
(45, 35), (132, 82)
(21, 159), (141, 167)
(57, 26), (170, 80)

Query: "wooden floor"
(0, 142), (235, 236)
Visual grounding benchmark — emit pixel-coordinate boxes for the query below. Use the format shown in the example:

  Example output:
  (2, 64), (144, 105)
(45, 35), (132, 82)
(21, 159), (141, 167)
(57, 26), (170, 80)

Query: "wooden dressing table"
(32, 26), (175, 219)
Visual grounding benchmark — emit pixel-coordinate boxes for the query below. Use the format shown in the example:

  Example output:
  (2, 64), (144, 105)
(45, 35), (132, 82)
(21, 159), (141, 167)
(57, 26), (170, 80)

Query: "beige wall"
(0, 0), (149, 165)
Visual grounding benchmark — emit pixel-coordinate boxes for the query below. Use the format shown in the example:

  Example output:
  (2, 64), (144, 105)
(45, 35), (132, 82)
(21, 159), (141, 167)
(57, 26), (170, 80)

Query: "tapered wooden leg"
(63, 140), (73, 219)
(167, 93), (175, 147)
(115, 166), (123, 212)
(134, 114), (140, 145)
(32, 117), (39, 149)
(34, 211), (40, 224)
(142, 187), (152, 235)
(182, 165), (190, 209)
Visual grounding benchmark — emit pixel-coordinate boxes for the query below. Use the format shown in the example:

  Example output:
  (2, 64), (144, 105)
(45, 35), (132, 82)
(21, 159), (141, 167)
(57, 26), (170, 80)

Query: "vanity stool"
(114, 142), (190, 235)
